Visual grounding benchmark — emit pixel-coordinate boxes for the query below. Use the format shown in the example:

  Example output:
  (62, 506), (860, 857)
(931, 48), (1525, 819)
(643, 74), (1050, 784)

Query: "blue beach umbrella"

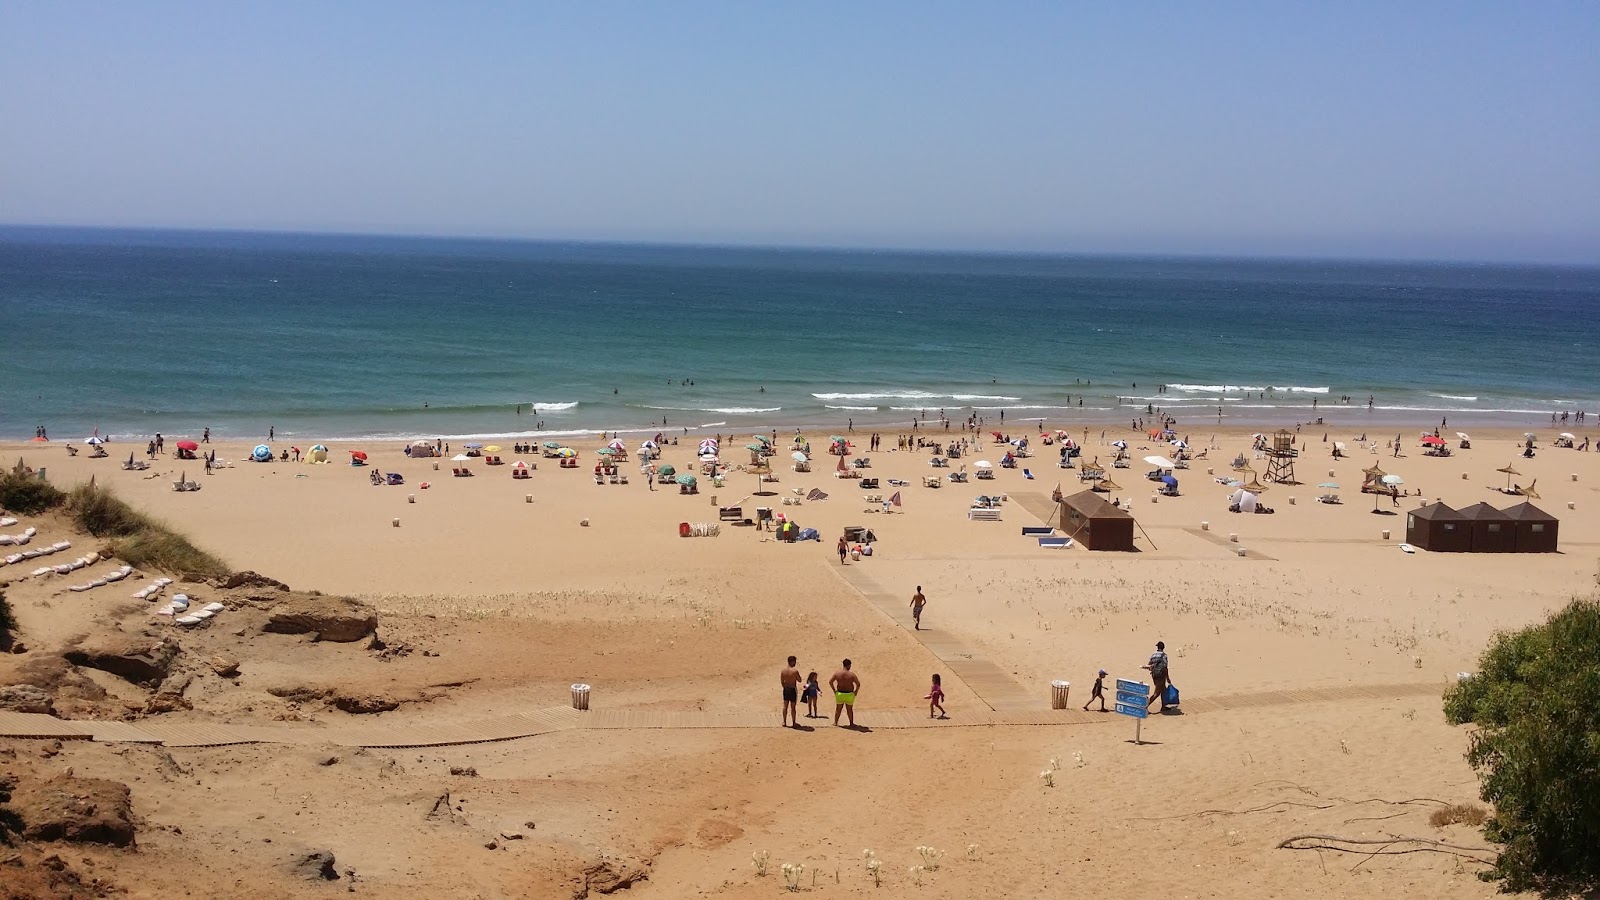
(1161, 475), (1179, 487)
(252, 445), (272, 462)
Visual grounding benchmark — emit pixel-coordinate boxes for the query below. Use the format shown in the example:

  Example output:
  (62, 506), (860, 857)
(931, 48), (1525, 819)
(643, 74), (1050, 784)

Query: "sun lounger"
(967, 507), (1002, 521)
(947, 472), (968, 483)
(922, 476), (942, 488)
(860, 478), (879, 490)
(888, 479), (908, 486)
(1023, 468), (1035, 479)
(719, 506), (744, 522)
(1021, 526), (1053, 536)
(1038, 536), (1071, 548)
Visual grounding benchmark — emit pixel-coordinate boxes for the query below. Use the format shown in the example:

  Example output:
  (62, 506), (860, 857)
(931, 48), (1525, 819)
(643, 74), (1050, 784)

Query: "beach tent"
(1458, 502), (1515, 553)
(1228, 488), (1258, 514)
(1059, 489), (1136, 551)
(252, 445), (272, 462)
(1406, 502), (1469, 552)
(1502, 501), (1559, 552)
(306, 445), (329, 464)
(409, 440), (438, 458)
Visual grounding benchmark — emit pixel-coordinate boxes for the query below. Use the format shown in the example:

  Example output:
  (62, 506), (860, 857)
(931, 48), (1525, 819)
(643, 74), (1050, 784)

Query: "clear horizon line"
(1, 220), (1597, 270)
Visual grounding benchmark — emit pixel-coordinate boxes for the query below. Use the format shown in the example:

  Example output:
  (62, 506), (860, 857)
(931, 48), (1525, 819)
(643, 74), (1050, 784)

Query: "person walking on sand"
(830, 659), (861, 727)
(837, 535), (849, 565)
(780, 656), (803, 728)
(1143, 642), (1171, 713)
(927, 673), (946, 719)
(1083, 669), (1108, 711)
(910, 586), (927, 630)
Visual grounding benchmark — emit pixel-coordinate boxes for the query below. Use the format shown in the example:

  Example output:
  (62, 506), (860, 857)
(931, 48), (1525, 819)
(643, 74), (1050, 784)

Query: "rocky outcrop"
(289, 849), (340, 881)
(62, 637), (179, 688)
(218, 571), (290, 592)
(574, 856), (650, 897)
(263, 596), (376, 643)
(330, 694), (399, 715)
(0, 684), (55, 714)
(14, 775), (136, 848)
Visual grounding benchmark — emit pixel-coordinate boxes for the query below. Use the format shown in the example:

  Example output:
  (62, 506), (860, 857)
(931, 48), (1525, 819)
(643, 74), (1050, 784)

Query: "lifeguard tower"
(1264, 429), (1299, 484)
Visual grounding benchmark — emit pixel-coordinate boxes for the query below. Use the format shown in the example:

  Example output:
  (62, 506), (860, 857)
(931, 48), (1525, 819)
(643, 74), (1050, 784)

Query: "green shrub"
(65, 483), (229, 578)
(0, 461), (66, 515)
(1444, 597), (1600, 894)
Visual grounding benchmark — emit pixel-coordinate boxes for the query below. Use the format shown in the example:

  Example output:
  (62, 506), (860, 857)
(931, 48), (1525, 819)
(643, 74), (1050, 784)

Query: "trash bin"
(570, 683), (591, 710)
(1050, 680), (1071, 709)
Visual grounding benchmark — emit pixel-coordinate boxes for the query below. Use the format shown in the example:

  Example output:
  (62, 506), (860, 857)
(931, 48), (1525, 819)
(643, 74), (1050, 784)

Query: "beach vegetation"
(1444, 596), (1600, 894)
(0, 589), (15, 650)
(65, 483), (229, 578)
(0, 461), (66, 514)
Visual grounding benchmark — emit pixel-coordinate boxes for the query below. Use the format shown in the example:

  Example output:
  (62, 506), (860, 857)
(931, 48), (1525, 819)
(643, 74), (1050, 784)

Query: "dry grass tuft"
(1429, 802), (1488, 828)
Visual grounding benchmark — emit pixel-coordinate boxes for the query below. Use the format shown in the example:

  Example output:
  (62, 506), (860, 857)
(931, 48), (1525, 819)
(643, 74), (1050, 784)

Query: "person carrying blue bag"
(1143, 641), (1177, 713)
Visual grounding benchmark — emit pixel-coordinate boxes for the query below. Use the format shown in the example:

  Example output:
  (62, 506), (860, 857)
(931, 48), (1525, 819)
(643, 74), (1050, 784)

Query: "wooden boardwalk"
(835, 564), (1042, 712)
(0, 682), (1443, 749)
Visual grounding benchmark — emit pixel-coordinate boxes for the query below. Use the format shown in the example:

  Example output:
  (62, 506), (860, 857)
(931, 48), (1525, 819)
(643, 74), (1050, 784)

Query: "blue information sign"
(1114, 678), (1149, 719)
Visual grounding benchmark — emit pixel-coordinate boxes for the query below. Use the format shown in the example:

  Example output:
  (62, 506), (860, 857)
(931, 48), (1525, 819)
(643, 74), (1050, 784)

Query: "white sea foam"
(812, 390), (1019, 403)
(702, 407), (782, 414)
(1165, 384), (1327, 394)
(527, 401), (579, 411)
(824, 405), (881, 411)
(1429, 393), (1479, 402)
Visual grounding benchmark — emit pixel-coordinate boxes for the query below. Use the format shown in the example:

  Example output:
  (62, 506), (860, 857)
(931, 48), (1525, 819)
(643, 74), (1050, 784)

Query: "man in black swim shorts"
(780, 655), (802, 727)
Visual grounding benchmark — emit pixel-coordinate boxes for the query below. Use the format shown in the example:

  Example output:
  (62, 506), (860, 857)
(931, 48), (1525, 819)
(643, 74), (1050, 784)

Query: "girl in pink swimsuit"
(927, 673), (946, 719)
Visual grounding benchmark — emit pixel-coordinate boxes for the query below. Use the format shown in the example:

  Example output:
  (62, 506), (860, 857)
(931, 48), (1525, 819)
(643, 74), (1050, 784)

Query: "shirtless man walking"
(780, 655), (802, 728)
(909, 585), (927, 630)
(830, 659), (862, 728)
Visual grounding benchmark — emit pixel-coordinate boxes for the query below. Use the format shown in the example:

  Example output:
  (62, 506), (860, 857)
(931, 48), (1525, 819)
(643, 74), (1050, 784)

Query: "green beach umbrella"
(656, 463), (676, 479)
(543, 441), (561, 449)
(676, 474), (697, 486)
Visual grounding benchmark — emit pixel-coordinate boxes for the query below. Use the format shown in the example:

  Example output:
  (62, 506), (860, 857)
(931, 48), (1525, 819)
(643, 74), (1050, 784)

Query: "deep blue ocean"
(2, 227), (1596, 442)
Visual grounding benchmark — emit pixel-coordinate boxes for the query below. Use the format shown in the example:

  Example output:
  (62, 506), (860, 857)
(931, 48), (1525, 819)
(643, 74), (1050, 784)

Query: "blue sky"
(3, 3), (1597, 262)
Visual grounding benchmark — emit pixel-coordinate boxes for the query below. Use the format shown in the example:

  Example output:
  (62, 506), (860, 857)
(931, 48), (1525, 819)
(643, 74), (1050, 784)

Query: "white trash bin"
(1050, 680), (1071, 709)
(570, 683), (591, 710)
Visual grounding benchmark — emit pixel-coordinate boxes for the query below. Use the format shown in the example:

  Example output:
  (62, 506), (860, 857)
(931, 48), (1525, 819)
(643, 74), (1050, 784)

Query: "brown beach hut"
(1060, 489), (1136, 551)
(1503, 501), (1559, 553)
(1457, 502), (1515, 553)
(1405, 502), (1470, 552)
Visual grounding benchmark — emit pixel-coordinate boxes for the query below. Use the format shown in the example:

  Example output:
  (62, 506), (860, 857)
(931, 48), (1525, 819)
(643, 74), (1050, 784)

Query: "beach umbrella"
(676, 474), (697, 486)
(464, 442), (484, 450)
(1333, 441), (1347, 452)
(1318, 481), (1339, 489)
(350, 450), (368, 461)
(311, 444), (328, 453)
(1094, 476), (1121, 492)
(84, 437), (104, 446)
(1521, 479), (1540, 499)
(1362, 463), (1386, 477)
(608, 439), (625, 451)
(1143, 455), (1175, 469)
(176, 439), (199, 452)
(252, 445), (272, 462)
(974, 460), (993, 469)
(485, 445), (502, 453)
(1161, 474), (1179, 487)
(597, 448), (616, 456)
(452, 454), (471, 462)
(543, 441), (562, 449)
(1420, 435), (1445, 447)
(557, 448), (577, 458)
(1111, 440), (1128, 450)
(1243, 477), (1268, 493)
(1523, 433), (1536, 440)
(1560, 432), (1576, 441)
(1456, 432), (1471, 441)
(745, 443), (765, 452)
(752, 435), (771, 445)
(656, 463), (676, 479)
(512, 461), (528, 470)
(791, 451), (808, 462)
(644, 440), (661, 449)
(1380, 474), (1404, 486)
(1495, 463), (1520, 490)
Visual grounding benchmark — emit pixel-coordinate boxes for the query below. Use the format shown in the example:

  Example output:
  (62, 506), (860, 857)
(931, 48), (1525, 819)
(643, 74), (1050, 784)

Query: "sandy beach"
(3, 420), (1597, 898)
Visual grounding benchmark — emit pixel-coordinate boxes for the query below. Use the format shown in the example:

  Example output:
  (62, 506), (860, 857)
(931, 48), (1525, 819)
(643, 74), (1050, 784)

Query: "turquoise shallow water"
(2, 227), (1596, 442)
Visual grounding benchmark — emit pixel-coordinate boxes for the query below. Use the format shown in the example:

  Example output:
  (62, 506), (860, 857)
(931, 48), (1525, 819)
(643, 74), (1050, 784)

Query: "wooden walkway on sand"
(0, 682), (1444, 749)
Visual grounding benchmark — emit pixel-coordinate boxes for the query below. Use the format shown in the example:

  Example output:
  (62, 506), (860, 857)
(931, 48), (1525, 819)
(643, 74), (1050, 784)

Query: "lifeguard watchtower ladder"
(1264, 429), (1299, 484)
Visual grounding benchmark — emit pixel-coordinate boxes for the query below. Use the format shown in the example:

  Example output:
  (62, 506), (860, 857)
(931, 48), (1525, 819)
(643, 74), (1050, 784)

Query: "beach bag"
(1164, 683), (1180, 706)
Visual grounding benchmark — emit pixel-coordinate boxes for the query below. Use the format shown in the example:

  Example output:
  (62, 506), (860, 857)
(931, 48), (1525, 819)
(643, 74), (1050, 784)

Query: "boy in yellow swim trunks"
(829, 659), (862, 727)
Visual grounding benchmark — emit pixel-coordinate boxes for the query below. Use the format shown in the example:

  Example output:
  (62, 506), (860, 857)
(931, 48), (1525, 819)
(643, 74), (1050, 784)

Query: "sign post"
(1114, 678), (1150, 744)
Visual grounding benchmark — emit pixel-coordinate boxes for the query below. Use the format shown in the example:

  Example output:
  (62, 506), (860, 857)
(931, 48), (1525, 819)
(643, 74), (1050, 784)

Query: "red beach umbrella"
(1420, 435), (1445, 447)
(176, 440), (199, 451)
(350, 450), (368, 461)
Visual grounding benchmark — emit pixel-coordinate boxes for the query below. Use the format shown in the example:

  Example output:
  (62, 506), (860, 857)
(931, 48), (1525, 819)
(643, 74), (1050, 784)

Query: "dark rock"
(14, 775), (136, 848)
(264, 596), (377, 643)
(62, 637), (179, 688)
(448, 766), (477, 777)
(331, 694), (399, 715)
(0, 684), (54, 714)
(220, 571), (290, 591)
(291, 849), (340, 881)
